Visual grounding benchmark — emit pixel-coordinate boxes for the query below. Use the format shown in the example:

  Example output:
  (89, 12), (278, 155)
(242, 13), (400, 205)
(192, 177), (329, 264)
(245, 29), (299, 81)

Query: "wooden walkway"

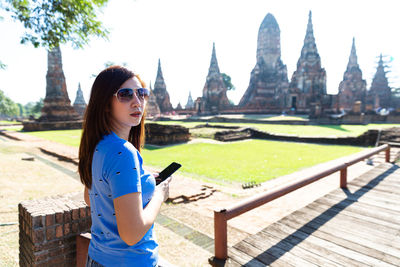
(227, 163), (400, 267)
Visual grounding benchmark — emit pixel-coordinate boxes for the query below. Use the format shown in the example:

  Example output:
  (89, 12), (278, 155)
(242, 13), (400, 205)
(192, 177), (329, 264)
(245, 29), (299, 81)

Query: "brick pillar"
(19, 192), (91, 267)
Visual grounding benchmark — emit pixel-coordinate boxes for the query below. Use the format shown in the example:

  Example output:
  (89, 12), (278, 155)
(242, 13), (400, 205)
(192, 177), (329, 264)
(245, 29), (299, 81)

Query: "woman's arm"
(113, 178), (171, 246)
(84, 187), (90, 207)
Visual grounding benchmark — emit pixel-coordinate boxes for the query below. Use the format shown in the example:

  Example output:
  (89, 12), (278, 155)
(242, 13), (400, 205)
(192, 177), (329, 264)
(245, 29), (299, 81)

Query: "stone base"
(22, 120), (83, 131)
(145, 123), (190, 145)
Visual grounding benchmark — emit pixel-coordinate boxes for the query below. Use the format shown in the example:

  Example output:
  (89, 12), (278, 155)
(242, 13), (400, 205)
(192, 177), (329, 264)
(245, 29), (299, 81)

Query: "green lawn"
(141, 140), (363, 183)
(19, 127), (368, 183)
(0, 120), (21, 125)
(27, 129), (82, 147)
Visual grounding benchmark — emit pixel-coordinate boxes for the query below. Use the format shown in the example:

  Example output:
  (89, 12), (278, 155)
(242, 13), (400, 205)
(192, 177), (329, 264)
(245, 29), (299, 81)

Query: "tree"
(221, 73), (235, 91)
(0, 90), (19, 117)
(3, 0), (109, 49)
(23, 98), (43, 118)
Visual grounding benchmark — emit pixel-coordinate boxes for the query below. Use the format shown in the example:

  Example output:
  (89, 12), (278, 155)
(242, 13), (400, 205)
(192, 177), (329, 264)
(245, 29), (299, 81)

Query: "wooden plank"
(326, 191), (400, 212)
(241, 233), (320, 267)
(348, 178), (400, 193)
(307, 200), (400, 231)
(299, 205), (400, 242)
(239, 239), (304, 267)
(280, 212), (400, 266)
(288, 208), (400, 251)
(261, 222), (377, 266)
(252, 227), (341, 267)
(345, 183), (400, 203)
(233, 240), (284, 267)
(228, 246), (273, 267)
(323, 193), (400, 220)
(315, 194), (400, 225)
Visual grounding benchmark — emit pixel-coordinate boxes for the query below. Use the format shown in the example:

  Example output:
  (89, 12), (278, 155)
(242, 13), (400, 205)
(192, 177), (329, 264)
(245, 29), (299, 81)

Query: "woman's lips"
(130, 112), (141, 117)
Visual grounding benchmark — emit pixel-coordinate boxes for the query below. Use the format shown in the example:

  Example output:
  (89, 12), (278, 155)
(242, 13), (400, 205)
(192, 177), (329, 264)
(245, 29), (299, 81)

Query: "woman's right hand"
(155, 177), (172, 202)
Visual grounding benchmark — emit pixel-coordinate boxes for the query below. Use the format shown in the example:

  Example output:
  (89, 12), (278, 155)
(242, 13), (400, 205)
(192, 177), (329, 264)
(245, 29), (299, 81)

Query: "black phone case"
(156, 162), (181, 184)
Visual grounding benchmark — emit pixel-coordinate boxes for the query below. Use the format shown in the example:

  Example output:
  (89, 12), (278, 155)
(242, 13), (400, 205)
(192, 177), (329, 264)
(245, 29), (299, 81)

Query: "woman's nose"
(130, 92), (141, 107)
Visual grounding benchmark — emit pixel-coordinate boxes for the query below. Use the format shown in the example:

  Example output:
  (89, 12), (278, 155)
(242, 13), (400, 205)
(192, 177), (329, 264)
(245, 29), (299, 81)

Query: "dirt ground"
(0, 130), (391, 266)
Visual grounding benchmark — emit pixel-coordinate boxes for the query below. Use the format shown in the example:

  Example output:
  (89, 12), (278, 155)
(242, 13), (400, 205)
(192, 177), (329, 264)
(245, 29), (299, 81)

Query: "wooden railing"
(212, 144), (390, 261)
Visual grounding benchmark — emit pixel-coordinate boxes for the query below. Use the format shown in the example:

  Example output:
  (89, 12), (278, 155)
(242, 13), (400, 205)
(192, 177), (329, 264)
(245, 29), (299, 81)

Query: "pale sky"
(0, 0), (399, 107)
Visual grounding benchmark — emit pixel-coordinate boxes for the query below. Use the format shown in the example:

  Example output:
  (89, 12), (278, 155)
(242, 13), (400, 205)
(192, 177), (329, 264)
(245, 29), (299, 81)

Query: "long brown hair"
(79, 65), (146, 189)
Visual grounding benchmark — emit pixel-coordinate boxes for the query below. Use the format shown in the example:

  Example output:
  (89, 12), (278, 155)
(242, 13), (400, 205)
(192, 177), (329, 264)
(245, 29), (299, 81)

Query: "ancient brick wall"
(19, 192), (90, 267)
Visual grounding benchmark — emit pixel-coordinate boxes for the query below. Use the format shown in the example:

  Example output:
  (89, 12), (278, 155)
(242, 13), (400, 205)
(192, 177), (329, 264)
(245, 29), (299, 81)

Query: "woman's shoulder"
(99, 133), (137, 158)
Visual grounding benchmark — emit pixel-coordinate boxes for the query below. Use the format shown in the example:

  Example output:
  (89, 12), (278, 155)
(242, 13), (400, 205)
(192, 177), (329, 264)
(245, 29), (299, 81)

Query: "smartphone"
(156, 162), (182, 185)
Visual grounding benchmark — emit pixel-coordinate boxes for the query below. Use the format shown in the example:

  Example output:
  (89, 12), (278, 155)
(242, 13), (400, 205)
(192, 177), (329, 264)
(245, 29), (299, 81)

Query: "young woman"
(78, 66), (171, 267)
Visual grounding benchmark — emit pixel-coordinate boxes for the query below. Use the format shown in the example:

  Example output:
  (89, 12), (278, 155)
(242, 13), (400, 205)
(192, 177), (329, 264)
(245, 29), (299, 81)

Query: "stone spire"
(208, 42), (220, 75)
(368, 54), (392, 108)
(73, 83), (86, 106)
(153, 59), (173, 113)
(338, 38), (366, 112)
(239, 12), (288, 110)
(73, 83), (87, 117)
(201, 43), (230, 114)
(146, 81), (161, 117)
(39, 46), (80, 122)
(185, 91), (194, 109)
(347, 37), (359, 70)
(288, 11), (327, 114)
(298, 11), (321, 68)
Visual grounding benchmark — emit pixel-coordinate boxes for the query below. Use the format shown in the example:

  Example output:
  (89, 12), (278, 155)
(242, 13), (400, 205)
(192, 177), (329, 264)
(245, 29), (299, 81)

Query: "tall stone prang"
(39, 46), (80, 122)
(146, 83), (161, 117)
(153, 59), (173, 113)
(201, 43), (230, 113)
(338, 38), (367, 112)
(73, 83), (87, 118)
(368, 54), (392, 109)
(239, 13), (288, 110)
(287, 11), (327, 114)
(185, 91), (194, 109)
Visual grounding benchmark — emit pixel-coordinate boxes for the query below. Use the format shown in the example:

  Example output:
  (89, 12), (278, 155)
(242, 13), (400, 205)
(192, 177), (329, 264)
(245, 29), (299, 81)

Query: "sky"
(0, 0), (399, 107)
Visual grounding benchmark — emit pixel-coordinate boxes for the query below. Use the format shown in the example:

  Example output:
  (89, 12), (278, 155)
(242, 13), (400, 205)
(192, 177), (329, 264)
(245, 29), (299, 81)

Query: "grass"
(141, 140), (363, 183)
(27, 129), (82, 147)
(0, 120), (21, 125)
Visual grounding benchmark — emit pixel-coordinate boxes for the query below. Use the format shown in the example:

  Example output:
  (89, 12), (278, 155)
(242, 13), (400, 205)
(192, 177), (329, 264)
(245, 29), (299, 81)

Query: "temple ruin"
(39, 46), (80, 122)
(197, 43), (230, 114)
(239, 13), (288, 111)
(367, 54), (392, 110)
(287, 11), (327, 115)
(153, 59), (173, 113)
(73, 83), (87, 118)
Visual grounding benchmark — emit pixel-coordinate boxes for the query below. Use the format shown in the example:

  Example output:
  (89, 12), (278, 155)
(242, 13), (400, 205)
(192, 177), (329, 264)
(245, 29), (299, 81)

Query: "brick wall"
(19, 192), (91, 267)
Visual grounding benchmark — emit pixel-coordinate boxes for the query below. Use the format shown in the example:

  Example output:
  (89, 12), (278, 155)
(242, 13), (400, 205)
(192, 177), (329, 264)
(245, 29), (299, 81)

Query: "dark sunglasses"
(113, 88), (150, 102)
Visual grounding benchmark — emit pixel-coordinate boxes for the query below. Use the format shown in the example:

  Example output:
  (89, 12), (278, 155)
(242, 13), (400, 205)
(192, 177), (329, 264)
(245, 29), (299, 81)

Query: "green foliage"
(0, 90), (18, 117)
(221, 73), (235, 91)
(3, 0), (109, 49)
(23, 98), (43, 118)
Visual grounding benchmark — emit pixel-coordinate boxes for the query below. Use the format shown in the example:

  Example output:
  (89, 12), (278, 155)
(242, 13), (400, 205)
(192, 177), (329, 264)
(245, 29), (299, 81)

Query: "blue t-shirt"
(88, 132), (158, 267)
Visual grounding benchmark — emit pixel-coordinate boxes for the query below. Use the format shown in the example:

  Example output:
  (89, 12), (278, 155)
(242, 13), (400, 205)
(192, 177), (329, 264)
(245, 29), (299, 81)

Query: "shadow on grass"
(316, 125), (351, 133)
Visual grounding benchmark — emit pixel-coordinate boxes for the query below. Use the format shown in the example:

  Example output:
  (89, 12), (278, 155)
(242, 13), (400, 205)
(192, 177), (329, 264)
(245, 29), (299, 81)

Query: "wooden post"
(214, 210), (228, 260)
(340, 167), (347, 188)
(385, 146), (390, 163)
